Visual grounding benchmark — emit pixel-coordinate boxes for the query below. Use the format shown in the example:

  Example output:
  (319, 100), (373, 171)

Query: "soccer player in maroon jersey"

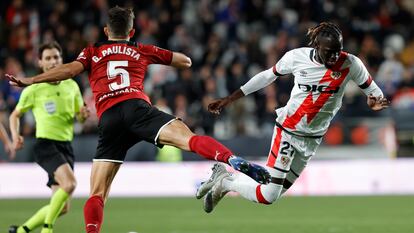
(6, 6), (270, 233)
(196, 22), (390, 213)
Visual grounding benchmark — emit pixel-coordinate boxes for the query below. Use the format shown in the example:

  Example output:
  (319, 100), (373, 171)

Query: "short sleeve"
(274, 50), (295, 75)
(138, 44), (173, 65)
(76, 47), (92, 70)
(16, 86), (34, 113)
(350, 55), (371, 88)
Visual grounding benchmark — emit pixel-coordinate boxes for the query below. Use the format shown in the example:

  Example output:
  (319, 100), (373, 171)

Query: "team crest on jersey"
(330, 71), (342, 79)
(280, 155), (291, 168)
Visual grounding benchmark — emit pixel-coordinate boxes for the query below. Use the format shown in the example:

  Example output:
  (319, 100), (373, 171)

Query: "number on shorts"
(280, 141), (294, 157)
(107, 61), (130, 91)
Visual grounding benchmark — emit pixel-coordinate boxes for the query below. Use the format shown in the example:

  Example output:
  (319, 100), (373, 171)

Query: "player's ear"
(104, 26), (109, 37)
(128, 29), (135, 38)
(38, 58), (43, 69)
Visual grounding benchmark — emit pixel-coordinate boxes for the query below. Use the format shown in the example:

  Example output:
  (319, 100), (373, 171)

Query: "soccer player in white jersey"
(196, 22), (390, 212)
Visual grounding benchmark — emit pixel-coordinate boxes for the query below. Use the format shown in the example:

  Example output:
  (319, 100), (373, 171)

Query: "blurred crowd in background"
(1, 0), (414, 141)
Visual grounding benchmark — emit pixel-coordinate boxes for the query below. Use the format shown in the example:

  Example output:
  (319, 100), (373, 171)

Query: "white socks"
(222, 167), (286, 204)
(222, 173), (260, 202)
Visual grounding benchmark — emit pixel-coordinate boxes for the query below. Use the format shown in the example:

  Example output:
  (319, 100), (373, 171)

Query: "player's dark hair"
(107, 6), (134, 38)
(307, 22), (342, 47)
(38, 41), (62, 59)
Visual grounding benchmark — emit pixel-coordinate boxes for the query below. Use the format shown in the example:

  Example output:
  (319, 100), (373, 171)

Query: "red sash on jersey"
(282, 52), (350, 130)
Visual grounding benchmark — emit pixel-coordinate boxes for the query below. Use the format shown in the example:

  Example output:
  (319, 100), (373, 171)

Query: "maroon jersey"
(76, 41), (173, 118)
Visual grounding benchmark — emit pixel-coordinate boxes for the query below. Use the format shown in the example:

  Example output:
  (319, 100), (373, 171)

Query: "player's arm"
(208, 49), (294, 115)
(358, 77), (389, 111)
(352, 55), (390, 111)
(208, 68), (278, 115)
(170, 52), (192, 69)
(9, 108), (24, 153)
(73, 82), (90, 123)
(0, 122), (15, 159)
(6, 61), (85, 87)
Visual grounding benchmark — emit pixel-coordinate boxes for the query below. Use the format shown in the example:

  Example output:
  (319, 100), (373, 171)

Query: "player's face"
(38, 48), (63, 73)
(316, 36), (343, 68)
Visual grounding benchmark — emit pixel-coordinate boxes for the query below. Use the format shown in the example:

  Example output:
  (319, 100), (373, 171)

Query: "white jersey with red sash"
(273, 47), (372, 137)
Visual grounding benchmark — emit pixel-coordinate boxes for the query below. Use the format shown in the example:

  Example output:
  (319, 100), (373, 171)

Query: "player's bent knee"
(265, 193), (282, 204)
(257, 171), (285, 204)
(261, 193), (282, 205)
(258, 184), (283, 204)
(62, 179), (77, 194)
(158, 120), (195, 150)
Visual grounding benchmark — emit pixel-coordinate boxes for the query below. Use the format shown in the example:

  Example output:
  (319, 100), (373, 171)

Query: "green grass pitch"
(1, 196), (413, 233)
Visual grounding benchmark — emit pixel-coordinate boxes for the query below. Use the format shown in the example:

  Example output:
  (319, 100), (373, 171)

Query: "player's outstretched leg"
(200, 164), (287, 212)
(189, 135), (270, 184)
(196, 163), (229, 199)
(158, 120), (271, 184)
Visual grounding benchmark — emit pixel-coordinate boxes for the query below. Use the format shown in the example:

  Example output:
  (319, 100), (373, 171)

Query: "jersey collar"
(94, 40), (137, 47)
(309, 49), (323, 66)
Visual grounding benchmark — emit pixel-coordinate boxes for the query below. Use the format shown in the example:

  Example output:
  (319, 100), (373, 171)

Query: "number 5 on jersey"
(107, 61), (130, 91)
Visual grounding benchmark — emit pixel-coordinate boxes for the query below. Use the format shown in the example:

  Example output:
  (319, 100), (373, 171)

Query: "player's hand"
(12, 135), (24, 151)
(5, 74), (33, 87)
(80, 105), (91, 119)
(367, 94), (390, 111)
(77, 105), (90, 123)
(4, 141), (16, 160)
(208, 97), (231, 115)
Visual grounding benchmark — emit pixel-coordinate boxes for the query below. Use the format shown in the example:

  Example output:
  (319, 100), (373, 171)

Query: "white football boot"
(196, 163), (229, 199)
(203, 172), (234, 213)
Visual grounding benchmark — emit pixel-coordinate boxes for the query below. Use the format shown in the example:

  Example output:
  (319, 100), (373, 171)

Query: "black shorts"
(33, 138), (75, 187)
(94, 99), (177, 163)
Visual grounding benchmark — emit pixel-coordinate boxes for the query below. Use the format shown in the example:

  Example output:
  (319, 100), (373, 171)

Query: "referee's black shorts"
(94, 99), (177, 163)
(33, 138), (74, 187)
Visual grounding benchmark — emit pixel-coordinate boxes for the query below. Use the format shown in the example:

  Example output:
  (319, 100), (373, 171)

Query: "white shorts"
(266, 125), (322, 178)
